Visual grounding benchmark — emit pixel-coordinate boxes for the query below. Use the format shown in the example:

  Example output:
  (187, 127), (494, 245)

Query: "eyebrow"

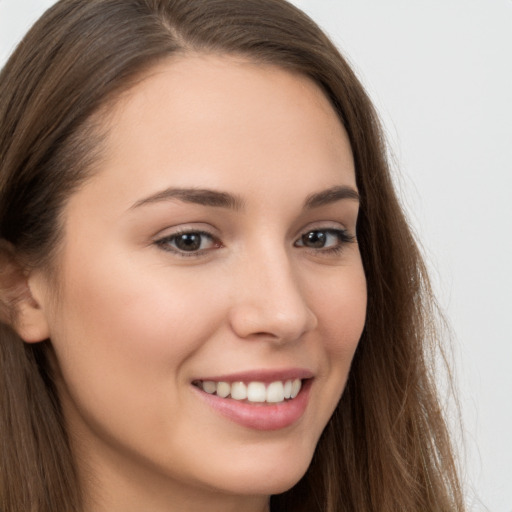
(130, 184), (359, 211)
(304, 186), (360, 209)
(130, 187), (245, 211)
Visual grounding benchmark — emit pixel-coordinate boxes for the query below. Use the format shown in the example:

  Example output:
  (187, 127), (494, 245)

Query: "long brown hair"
(0, 1), (464, 511)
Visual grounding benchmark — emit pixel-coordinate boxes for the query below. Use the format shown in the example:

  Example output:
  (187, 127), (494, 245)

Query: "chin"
(199, 445), (315, 497)
(210, 470), (308, 498)
(256, 469), (307, 495)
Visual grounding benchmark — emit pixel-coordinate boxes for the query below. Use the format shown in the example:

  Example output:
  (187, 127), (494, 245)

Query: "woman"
(0, 1), (465, 511)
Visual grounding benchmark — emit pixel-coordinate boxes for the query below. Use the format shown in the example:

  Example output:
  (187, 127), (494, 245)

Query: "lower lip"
(193, 380), (312, 431)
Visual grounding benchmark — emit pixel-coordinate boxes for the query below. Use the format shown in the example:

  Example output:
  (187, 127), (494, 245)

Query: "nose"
(228, 248), (318, 343)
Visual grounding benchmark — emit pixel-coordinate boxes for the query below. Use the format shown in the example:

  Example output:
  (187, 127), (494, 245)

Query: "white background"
(1, 1), (511, 511)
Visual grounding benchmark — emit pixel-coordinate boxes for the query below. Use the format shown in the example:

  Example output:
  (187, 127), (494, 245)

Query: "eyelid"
(153, 226), (222, 257)
(293, 225), (356, 254)
(294, 227), (354, 243)
(294, 220), (353, 239)
(151, 222), (356, 259)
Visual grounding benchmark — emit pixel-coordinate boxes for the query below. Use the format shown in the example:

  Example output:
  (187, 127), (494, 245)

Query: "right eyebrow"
(304, 185), (360, 209)
(129, 187), (245, 211)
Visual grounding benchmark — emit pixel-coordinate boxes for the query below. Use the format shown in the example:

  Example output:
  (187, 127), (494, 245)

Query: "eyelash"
(293, 228), (355, 255)
(154, 230), (221, 258)
(154, 228), (355, 258)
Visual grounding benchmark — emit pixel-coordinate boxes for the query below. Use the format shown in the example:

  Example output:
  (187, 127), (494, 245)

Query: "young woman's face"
(34, 55), (367, 511)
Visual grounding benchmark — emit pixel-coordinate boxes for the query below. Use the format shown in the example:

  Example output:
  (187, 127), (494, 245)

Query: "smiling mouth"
(192, 379), (303, 404)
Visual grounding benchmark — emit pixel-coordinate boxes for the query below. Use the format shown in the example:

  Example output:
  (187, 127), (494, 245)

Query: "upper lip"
(193, 368), (314, 384)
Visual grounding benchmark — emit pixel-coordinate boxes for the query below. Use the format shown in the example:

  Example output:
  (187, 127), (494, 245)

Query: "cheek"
(311, 265), (366, 423)
(314, 265), (367, 357)
(45, 246), (227, 431)
(45, 250), (230, 461)
(53, 251), (219, 362)
(302, 263), (366, 428)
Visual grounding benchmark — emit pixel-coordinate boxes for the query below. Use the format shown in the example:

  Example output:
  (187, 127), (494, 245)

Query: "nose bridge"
(229, 241), (317, 341)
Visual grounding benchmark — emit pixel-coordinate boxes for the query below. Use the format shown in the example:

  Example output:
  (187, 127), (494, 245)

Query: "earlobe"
(0, 242), (50, 343)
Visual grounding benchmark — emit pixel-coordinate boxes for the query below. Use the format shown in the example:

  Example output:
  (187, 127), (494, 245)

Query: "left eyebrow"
(304, 186), (360, 209)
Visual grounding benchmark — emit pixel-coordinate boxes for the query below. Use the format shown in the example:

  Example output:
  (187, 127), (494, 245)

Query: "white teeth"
(283, 380), (292, 399)
(290, 379), (301, 399)
(199, 379), (303, 403)
(203, 381), (217, 394)
(216, 381), (231, 398)
(231, 381), (247, 400)
(266, 381), (285, 403)
(247, 382), (267, 402)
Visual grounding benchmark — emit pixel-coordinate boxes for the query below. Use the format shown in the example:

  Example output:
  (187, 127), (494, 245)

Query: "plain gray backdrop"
(1, 1), (511, 511)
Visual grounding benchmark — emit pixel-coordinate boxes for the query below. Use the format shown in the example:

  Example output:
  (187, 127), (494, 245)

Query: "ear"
(15, 273), (51, 343)
(0, 242), (50, 343)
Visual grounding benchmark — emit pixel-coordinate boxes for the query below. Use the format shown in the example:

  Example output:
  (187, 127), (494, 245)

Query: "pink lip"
(192, 375), (313, 431)
(195, 367), (314, 384)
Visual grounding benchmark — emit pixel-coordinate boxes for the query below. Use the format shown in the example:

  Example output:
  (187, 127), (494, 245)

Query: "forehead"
(74, 54), (355, 212)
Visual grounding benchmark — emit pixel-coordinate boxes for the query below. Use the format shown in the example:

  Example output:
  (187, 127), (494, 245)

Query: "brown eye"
(156, 231), (220, 255)
(174, 233), (203, 252)
(294, 229), (355, 252)
(300, 231), (328, 248)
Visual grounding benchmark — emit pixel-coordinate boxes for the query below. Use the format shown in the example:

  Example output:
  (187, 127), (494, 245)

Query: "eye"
(155, 230), (221, 255)
(294, 228), (354, 252)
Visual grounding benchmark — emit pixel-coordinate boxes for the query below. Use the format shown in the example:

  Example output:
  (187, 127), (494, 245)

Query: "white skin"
(20, 55), (367, 512)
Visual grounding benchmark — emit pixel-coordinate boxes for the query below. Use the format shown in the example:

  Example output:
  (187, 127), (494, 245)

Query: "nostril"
(228, 300), (317, 341)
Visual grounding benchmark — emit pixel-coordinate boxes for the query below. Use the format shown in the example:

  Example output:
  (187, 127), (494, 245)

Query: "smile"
(194, 379), (302, 404)
(192, 370), (313, 430)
